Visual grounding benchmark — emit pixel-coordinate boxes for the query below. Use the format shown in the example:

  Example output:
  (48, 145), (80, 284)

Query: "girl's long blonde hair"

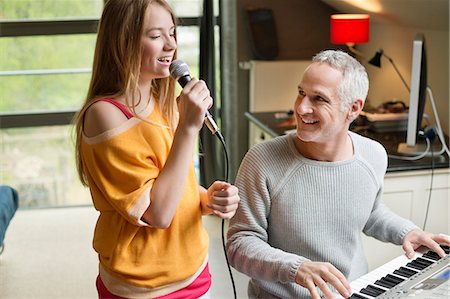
(73, 0), (177, 186)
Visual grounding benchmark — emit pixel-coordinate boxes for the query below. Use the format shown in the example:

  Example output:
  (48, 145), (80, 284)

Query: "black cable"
(422, 136), (434, 230)
(215, 131), (237, 299)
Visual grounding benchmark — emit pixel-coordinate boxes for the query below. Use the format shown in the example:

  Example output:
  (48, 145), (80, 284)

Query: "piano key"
(359, 287), (380, 297)
(349, 293), (369, 299)
(385, 274), (405, 284)
(422, 251), (440, 261)
(406, 260), (428, 270)
(415, 257), (434, 267)
(377, 278), (397, 288)
(393, 266), (418, 278)
(352, 279), (376, 293)
(374, 279), (394, 289)
(366, 285), (386, 295)
(376, 277), (396, 288)
(352, 275), (384, 291)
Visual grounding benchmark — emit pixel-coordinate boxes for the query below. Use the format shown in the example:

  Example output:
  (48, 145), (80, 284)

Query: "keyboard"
(334, 245), (449, 298)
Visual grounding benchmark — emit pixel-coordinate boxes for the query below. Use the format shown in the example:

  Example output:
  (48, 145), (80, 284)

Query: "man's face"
(294, 62), (351, 144)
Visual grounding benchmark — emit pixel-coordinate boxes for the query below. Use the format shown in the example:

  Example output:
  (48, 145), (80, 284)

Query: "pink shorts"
(96, 264), (212, 299)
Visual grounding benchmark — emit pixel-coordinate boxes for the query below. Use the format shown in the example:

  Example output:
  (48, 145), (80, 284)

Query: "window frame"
(0, 16), (207, 129)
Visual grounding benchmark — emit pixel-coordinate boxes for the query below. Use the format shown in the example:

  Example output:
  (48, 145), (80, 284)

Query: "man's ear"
(347, 98), (364, 121)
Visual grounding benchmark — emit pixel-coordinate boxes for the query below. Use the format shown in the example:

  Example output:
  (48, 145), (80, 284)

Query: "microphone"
(169, 59), (219, 134)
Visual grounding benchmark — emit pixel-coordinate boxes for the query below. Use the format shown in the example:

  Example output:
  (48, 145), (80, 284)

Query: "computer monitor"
(397, 33), (428, 155)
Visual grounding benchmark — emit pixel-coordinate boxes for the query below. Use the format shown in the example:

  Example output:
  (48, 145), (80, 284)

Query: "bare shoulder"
(83, 101), (130, 137)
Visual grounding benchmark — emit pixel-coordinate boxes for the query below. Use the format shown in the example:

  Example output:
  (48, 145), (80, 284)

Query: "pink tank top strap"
(94, 98), (134, 119)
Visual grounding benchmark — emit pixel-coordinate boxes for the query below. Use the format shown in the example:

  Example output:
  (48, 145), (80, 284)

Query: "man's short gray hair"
(312, 50), (369, 111)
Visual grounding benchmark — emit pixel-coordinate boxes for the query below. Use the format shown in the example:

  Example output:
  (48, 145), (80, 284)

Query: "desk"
(245, 111), (450, 172)
(246, 111), (450, 270)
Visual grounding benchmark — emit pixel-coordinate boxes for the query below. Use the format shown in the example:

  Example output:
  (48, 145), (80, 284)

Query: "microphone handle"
(177, 75), (219, 134)
(178, 75), (191, 87)
(204, 111), (219, 134)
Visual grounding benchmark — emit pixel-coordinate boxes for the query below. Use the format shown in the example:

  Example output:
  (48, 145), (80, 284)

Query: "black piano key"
(350, 294), (369, 299)
(360, 286), (381, 297)
(398, 266), (418, 276)
(423, 251), (441, 261)
(406, 260), (427, 270)
(385, 274), (404, 283)
(393, 267), (418, 278)
(378, 276), (397, 288)
(415, 257), (434, 267)
(382, 275), (403, 286)
(359, 285), (385, 297)
(366, 285), (386, 295)
(374, 279), (394, 289)
(441, 245), (449, 254)
(412, 259), (429, 268)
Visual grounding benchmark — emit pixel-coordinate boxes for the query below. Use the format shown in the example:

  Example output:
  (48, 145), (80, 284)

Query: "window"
(0, 0), (103, 20)
(0, 0), (220, 208)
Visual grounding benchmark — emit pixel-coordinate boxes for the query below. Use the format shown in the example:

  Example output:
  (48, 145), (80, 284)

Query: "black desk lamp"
(368, 49), (410, 92)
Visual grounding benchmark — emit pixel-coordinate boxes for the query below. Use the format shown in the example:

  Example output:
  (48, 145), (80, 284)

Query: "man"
(226, 50), (449, 299)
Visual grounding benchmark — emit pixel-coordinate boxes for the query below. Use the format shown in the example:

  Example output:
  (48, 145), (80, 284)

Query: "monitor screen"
(407, 33), (427, 146)
(397, 33), (427, 154)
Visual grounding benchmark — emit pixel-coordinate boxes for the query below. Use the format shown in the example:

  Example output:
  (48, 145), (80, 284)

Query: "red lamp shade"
(330, 14), (370, 44)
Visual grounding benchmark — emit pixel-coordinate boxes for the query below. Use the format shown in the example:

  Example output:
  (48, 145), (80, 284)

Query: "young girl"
(73, 0), (239, 298)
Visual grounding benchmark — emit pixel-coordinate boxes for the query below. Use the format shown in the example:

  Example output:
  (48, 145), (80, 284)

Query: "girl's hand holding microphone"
(176, 78), (212, 134)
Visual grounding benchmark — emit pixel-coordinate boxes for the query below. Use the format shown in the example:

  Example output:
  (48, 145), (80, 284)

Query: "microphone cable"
(213, 130), (238, 299)
(170, 59), (237, 297)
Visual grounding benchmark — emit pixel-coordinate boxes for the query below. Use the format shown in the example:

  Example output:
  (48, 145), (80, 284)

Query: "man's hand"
(295, 261), (352, 299)
(403, 229), (450, 259)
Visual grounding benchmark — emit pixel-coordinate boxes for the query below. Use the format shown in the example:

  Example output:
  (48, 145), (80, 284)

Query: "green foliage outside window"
(0, 35), (96, 112)
(0, 0), (102, 113)
(0, 0), (103, 20)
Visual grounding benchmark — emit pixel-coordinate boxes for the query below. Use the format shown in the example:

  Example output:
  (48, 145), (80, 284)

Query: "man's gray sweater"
(227, 132), (418, 298)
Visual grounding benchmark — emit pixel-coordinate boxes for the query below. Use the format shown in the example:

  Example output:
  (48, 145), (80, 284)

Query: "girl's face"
(140, 3), (177, 82)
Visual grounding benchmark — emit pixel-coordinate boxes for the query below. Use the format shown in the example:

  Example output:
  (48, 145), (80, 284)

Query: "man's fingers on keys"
(329, 267), (352, 297)
(323, 273), (350, 298)
(315, 276), (334, 299)
(306, 279), (321, 299)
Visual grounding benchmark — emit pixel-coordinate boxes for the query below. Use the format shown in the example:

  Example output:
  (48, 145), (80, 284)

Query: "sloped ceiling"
(319, 0), (449, 30)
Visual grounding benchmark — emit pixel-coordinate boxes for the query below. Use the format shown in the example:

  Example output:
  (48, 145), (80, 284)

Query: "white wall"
(359, 22), (449, 134)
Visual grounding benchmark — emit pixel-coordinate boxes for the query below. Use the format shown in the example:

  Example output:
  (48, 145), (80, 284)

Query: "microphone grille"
(169, 59), (189, 79)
